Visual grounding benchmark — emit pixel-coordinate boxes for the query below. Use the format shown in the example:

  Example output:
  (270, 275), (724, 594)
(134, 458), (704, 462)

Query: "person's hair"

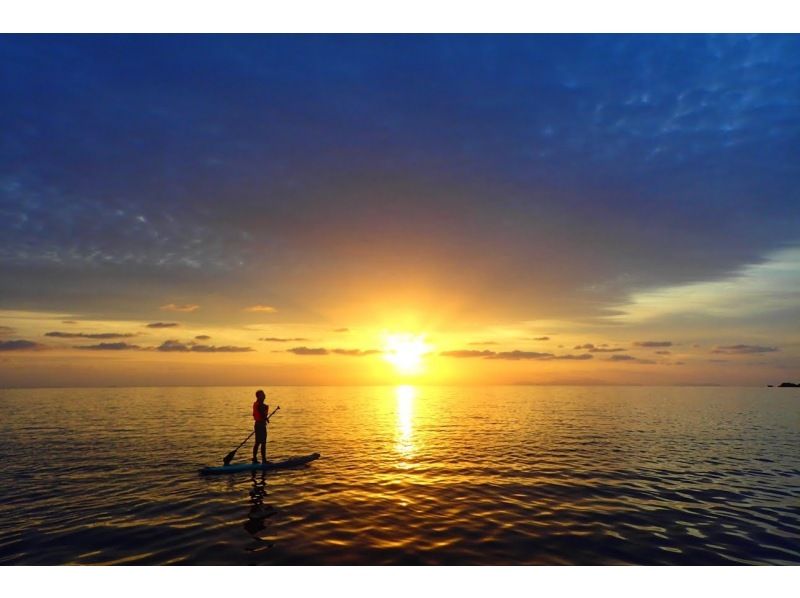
(255, 389), (265, 400)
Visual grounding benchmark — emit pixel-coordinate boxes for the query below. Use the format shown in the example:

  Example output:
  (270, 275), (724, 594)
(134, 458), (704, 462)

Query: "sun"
(382, 333), (432, 375)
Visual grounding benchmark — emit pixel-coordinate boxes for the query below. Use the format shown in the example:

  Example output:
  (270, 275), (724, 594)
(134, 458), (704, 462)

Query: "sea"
(0, 386), (798, 565)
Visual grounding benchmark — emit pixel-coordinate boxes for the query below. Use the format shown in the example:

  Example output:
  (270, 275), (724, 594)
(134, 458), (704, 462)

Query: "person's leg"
(261, 436), (267, 462)
(253, 439), (259, 463)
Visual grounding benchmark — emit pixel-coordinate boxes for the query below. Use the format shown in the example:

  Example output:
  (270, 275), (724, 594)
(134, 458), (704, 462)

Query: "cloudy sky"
(1, 34), (798, 387)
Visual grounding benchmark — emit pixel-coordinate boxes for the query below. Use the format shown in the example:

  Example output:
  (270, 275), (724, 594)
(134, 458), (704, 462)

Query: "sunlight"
(395, 385), (416, 457)
(382, 333), (432, 375)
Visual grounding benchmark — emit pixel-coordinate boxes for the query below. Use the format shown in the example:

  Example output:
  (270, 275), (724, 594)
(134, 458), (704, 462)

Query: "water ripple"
(1, 386), (798, 564)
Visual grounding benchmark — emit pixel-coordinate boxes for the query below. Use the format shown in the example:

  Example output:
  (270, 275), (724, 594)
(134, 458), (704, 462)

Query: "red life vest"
(253, 401), (267, 422)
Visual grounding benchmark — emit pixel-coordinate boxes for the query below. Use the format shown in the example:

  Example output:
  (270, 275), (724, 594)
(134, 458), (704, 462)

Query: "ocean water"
(0, 386), (798, 565)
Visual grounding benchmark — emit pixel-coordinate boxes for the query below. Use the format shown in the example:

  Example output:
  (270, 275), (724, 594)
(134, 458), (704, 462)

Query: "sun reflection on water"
(395, 385), (415, 458)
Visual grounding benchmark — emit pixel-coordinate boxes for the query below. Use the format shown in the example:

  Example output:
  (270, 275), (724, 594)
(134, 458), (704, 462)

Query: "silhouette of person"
(252, 389), (269, 464)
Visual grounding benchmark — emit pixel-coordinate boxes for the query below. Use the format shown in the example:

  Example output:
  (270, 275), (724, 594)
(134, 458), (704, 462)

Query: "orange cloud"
(244, 305), (277, 313)
(160, 303), (200, 312)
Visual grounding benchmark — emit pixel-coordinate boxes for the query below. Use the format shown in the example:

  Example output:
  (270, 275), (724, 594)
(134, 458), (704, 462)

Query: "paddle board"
(199, 452), (320, 475)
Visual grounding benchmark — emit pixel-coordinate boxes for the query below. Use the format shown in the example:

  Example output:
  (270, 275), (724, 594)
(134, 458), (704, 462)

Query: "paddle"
(222, 406), (280, 465)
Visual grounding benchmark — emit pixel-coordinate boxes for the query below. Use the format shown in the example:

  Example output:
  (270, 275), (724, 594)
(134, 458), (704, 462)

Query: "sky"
(1, 34), (798, 387)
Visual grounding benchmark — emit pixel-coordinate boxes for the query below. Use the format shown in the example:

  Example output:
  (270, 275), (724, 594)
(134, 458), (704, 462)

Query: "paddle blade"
(223, 450), (236, 466)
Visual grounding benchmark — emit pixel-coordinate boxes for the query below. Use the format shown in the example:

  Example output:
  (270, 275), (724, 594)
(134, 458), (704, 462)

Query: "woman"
(252, 389), (269, 463)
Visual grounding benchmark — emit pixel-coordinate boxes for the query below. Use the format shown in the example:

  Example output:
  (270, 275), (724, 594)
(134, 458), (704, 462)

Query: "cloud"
(160, 303), (199, 312)
(286, 346), (380, 356)
(157, 339), (190, 352)
(634, 341), (673, 348)
(146, 322), (179, 328)
(190, 344), (253, 353)
(711, 344), (779, 355)
(287, 346), (329, 355)
(260, 337), (309, 342)
(61, 320), (78, 324)
(533, 336), (550, 341)
(74, 342), (141, 351)
(244, 305), (277, 313)
(45, 331), (137, 339)
(573, 343), (623, 353)
(655, 350), (671, 355)
(609, 354), (635, 361)
(554, 353), (594, 360)
(608, 354), (656, 364)
(467, 341), (499, 346)
(441, 350), (495, 358)
(195, 335), (211, 340)
(488, 350), (555, 360)
(331, 349), (381, 356)
(0, 325), (15, 336)
(0, 339), (46, 351)
(441, 349), (592, 361)
(333, 328), (350, 333)
(156, 339), (253, 352)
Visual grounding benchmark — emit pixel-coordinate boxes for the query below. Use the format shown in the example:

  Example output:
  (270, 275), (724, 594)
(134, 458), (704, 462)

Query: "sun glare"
(382, 333), (432, 375)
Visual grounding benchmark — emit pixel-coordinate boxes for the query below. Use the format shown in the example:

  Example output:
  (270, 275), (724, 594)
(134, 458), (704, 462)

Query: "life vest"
(253, 401), (267, 423)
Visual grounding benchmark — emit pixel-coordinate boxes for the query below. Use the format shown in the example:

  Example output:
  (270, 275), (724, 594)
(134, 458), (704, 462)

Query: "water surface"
(0, 386), (798, 565)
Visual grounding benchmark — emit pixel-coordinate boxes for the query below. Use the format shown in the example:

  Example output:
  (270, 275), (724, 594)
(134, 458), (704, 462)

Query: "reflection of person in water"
(244, 469), (276, 550)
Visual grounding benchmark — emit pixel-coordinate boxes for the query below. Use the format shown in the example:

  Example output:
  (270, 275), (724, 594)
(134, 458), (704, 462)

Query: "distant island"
(768, 382), (799, 387)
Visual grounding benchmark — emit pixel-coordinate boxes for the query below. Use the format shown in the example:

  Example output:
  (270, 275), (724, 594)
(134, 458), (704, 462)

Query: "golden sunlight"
(382, 333), (432, 375)
(395, 385), (416, 457)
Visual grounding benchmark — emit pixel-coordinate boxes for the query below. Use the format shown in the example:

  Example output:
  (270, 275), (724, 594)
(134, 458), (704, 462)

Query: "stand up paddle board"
(199, 452), (320, 475)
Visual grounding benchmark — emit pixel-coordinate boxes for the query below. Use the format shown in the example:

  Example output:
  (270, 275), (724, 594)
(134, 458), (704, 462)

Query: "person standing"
(252, 389), (269, 463)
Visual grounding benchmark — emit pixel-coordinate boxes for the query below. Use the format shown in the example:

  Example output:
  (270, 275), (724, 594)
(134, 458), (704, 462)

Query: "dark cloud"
(260, 337), (310, 342)
(61, 320), (77, 324)
(608, 354), (655, 364)
(331, 349), (381, 356)
(574, 343), (626, 353)
(74, 342), (141, 350)
(440, 350), (495, 358)
(467, 341), (499, 346)
(286, 346), (379, 356)
(156, 339), (252, 352)
(487, 351), (555, 360)
(194, 335), (211, 340)
(634, 341), (673, 348)
(0, 325), (15, 336)
(554, 353), (594, 361)
(441, 349), (592, 361)
(287, 347), (329, 355)
(655, 350), (671, 355)
(45, 331), (136, 339)
(157, 339), (190, 352)
(533, 337), (550, 341)
(0, 339), (46, 351)
(190, 344), (253, 353)
(609, 354), (635, 361)
(333, 328), (350, 333)
(147, 322), (179, 328)
(711, 345), (778, 354)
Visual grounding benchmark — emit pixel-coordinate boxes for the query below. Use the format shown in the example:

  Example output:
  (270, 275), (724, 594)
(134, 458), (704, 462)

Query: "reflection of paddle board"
(199, 452), (320, 475)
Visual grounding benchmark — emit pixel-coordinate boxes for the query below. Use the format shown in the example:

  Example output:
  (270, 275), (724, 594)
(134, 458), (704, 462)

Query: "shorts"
(254, 422), (267, 443)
